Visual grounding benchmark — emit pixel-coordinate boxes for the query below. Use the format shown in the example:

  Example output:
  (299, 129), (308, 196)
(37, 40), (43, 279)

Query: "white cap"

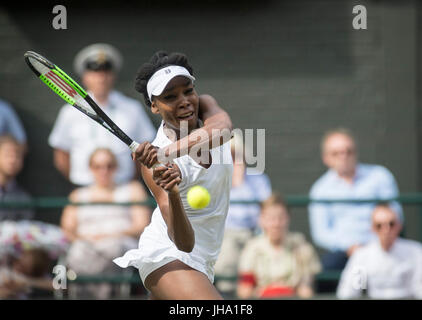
(74, 43), (123, 76)
(147, 65), (195, 101)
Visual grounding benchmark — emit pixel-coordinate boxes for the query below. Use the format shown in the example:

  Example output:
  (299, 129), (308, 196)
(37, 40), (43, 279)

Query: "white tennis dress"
(113, 121), (233, 284)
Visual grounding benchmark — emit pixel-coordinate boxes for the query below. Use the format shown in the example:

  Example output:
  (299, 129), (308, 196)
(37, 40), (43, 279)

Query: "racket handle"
(129, 141), (140, 153)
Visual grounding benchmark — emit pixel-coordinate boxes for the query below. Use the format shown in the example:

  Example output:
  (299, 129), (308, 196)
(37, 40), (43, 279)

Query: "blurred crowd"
(0, 43), (421, 300)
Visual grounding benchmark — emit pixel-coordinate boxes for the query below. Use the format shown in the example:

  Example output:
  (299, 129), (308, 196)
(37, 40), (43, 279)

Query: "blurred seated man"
(308, 128), (402, 271)
(0, 248), (55, 300)
(237, 193), (321, 299)
(0, 135), (33, 221)
(337, 204), (422, 299)
(214, 132), (272, 294)
(0, 99), (27, 147)
(60, 148), (152, 299)
(48, 43), (155, 187)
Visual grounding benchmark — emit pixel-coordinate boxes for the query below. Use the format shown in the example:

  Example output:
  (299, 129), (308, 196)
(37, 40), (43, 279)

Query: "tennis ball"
(187, 186), (211, 209)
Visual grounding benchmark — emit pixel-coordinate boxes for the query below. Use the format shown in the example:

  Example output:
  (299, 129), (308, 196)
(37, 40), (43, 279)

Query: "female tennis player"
(113, 51), (233, 299)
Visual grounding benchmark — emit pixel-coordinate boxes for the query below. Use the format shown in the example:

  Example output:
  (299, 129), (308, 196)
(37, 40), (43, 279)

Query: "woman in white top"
(61, 148), (152, 298)
(113, 51), (233, 300)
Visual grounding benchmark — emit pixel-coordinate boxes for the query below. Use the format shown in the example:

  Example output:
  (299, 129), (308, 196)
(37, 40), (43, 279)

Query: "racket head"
(24, 51), (97, 116)
(24, 50), (138, 149)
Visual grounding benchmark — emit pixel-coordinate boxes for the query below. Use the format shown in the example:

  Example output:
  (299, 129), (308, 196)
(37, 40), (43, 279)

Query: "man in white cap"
(48, 43), (156, 186)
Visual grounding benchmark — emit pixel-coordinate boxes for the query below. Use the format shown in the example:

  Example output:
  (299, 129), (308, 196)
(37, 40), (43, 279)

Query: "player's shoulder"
(199, 94), (217, 103)
(198, 94), (222, 115)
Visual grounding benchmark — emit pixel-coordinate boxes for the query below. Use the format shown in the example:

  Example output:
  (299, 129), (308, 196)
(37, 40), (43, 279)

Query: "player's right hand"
(152, 164), (181, 193)
(132, 142), (159, 168)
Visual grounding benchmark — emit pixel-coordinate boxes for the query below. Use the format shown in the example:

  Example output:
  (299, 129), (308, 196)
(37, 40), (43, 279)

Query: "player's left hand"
(152, 164), (182, 193)
(132, 142), (159, 168)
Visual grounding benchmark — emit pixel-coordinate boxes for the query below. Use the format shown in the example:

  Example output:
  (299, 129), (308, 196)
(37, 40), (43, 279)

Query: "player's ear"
(150, 101), (160, 114)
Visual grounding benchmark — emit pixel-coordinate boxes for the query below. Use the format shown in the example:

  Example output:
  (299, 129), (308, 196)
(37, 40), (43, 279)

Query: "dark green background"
(0, 0), (421, 243)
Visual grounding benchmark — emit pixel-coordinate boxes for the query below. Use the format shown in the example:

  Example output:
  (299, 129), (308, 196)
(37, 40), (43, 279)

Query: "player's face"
(82, 70), (115, 100)
(372, 207), (401, 250)
(260, 204), (289, 243)
(322, 134), (357, 176)
(151, 76), (200, 135)
(0, 142), (24, 178)
(89, 151), (117, 186)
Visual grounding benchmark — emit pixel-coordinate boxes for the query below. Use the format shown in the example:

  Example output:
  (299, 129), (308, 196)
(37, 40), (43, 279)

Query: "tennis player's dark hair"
(134, 51), (194, 107)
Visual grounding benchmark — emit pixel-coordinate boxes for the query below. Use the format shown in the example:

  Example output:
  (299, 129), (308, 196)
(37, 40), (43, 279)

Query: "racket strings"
(40, 74), (76, 106)
(54, 66), (87, 98)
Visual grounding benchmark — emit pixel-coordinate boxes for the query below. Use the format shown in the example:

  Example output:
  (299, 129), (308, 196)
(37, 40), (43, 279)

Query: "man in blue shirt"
(308, 128), (402, 271)
(0, 99), (27, 146)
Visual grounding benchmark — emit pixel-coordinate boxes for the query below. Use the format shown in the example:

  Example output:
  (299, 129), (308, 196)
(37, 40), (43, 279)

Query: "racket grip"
(129, 141), (140, 153)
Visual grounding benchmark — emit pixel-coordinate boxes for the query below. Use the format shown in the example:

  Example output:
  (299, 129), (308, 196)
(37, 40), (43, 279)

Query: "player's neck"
(163, 120), (199, 141)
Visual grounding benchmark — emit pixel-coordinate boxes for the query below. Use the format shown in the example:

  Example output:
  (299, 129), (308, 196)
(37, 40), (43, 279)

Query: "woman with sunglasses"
(61, 148), (152, 299)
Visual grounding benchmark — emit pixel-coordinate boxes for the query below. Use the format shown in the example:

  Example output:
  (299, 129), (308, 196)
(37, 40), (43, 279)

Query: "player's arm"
(162, 94), (232, 161)
(133, 95), (232, 168)
(53, 148), (70, 179)
(140, 164), (195, 252)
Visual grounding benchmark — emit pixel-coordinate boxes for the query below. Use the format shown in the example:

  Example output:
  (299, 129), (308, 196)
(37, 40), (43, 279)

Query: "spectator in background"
(0, 248), (54, 299)
(308, 128), (402, 271)
(237, 193), (321, 299)
(214, 132), (271, 295)
(337, 204), (422, 299)
(48, 43), (156, 187)
(0, 219), (69, 299)
(60, 148), (151, 299)
(0, 135), (33, 221)
(0, 99), (27, 147)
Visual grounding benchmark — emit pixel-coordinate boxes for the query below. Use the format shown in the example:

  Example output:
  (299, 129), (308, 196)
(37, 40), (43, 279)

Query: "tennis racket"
(24, 50), (140, 152)
(24, 50), (178, 192)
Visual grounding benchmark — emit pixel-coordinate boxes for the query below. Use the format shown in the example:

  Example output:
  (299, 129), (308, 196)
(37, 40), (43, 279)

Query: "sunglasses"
(329, 148), (355, 157)
(91, 163), (116, 170)
(374, 220), (396, 231)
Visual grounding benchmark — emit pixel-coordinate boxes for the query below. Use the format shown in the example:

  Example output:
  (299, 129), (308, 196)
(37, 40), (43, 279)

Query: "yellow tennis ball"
(187, 186), (211, 209)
